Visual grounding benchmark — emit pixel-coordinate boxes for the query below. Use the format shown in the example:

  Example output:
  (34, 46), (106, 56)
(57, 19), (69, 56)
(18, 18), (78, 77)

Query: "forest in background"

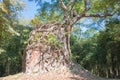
(0, 0), (120, 79)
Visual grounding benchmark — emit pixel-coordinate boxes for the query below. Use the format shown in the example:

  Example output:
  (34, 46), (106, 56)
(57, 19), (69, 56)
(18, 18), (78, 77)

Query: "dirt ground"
(0, 72), (86, 80)
(0, 65), (116, 80)
(0, 65), (98, 80)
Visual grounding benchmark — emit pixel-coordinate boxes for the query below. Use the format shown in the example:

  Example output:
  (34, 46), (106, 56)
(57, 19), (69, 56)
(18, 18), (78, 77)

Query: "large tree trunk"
(22, 22), (97, 80)
(22, 22), (72, 74)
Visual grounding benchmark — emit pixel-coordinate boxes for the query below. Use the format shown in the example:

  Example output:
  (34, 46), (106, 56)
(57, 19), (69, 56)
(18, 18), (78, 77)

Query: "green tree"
(70, 19), (120, 78)
(0, 25), (32, 76)
(0, 0), (24, 43)
(96, 19), (120, 78)
(0, 0), (25, 76)
(23, 0), (120, 76)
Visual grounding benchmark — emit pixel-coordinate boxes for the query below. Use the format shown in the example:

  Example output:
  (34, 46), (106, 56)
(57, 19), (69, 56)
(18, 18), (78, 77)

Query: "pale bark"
(22, 0), (113, 76)
(23, 23), (72, 74)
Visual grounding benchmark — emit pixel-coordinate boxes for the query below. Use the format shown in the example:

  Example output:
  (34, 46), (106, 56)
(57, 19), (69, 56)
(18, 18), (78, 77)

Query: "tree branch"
(69, 0), (77, 11)
(104, 5), (108, 18)
(73, 0), (112, 23)
(84, 13), (112, 17)
(58, 0), (67, 12)
(73, 0), (90, 23)
(84, 0), (87, 11)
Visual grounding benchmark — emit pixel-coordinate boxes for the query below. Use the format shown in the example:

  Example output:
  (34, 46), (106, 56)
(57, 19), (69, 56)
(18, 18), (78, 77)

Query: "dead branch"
(84, 13), (112, 17)
(58, 0), (67, 13)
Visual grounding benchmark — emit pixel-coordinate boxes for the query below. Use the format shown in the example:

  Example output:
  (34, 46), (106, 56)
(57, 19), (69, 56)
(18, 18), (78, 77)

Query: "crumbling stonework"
(22, 22), (72, 74)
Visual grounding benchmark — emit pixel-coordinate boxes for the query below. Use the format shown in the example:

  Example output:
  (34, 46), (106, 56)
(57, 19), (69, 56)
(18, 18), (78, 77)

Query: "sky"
(21, 0), (39, 19)
(20, 0), (101, 32)
(21, 0), (51, 19)
(21, 0), (120, 20)
(20, 0), (120, 28)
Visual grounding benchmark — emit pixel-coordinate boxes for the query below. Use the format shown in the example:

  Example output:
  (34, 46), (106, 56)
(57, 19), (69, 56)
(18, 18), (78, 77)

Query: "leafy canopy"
(29, 0), (120, 23)
(0, 0), (24, 43)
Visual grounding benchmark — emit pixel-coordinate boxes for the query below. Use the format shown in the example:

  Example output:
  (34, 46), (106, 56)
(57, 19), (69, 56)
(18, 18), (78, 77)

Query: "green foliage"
(70, 19), (120, 78)
(47, 33), (62, 48)
(95, 20), (120, 78)
(0, 0), (119, 78)
(90, 0), (119, 13)
(0, 0), (24, 43)
(30, 17), (42, 26)
(33, 32), (41, 42)
(0, 1), (26, 76)
(73, 0), (84, 13)
(36, 10), (63, 23)
(0, 25), (32, 76)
